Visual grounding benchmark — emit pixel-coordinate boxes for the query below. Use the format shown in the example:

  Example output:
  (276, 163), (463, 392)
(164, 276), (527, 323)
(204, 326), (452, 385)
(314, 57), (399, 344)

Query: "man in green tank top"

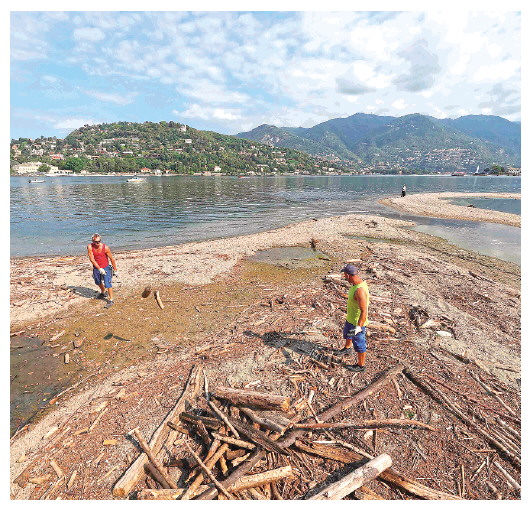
(334, 264), (370, 372)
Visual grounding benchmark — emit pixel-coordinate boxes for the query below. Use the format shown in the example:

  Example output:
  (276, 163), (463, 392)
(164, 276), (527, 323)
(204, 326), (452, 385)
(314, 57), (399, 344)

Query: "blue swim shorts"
(93, 265), (113, 288)
(343, 321), (367, 353)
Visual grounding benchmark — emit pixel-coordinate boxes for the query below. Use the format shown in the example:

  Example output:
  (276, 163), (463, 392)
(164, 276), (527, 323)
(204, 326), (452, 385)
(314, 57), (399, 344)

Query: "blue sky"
(9, 5), (522, 140)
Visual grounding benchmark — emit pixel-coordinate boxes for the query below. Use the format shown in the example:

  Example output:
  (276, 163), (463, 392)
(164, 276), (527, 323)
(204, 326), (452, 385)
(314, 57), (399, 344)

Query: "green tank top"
(346, 280), (370, 325)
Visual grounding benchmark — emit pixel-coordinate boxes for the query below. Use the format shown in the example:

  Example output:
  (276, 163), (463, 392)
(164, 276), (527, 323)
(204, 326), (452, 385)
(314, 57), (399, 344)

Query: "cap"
(341, 264), (359, 276)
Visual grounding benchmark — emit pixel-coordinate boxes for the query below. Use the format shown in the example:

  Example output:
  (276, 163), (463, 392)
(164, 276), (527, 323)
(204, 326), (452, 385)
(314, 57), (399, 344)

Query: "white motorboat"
(126, 176), (145, 182)
(28, 179), (45, 183)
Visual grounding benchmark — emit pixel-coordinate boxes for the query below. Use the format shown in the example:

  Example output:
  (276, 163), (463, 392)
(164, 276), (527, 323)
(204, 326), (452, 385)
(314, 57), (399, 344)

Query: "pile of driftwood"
(111, 364), (470, 500)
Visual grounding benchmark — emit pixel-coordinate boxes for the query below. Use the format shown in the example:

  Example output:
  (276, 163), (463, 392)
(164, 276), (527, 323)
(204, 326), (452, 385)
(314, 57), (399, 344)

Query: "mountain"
(236, 113), (521, 172)
(11, 121), (346, 175)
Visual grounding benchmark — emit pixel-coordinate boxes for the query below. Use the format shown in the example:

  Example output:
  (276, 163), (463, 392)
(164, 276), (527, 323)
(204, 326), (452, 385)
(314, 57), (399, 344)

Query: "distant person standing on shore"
(334, 264), (370, 372)
(87, 233), (117, 308)
(401, 184), (407, 197)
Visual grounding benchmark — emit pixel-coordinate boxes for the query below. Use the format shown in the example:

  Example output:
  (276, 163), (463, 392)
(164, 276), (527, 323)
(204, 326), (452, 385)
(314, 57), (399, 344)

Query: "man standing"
(334, 264), (370, 372)
(401, 184), (407, 197)
(87, 233), (117, 308)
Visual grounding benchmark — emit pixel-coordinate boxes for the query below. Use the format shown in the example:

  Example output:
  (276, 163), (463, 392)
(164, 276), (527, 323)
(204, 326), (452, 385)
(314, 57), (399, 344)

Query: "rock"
(435, 330), (453, 338)
(73, 338), (84, 348)
(64, 353), (70, 364)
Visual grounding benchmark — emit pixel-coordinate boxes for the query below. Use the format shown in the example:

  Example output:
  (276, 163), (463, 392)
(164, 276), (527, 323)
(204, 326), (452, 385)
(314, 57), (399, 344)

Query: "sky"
(9, 4), (523, 140)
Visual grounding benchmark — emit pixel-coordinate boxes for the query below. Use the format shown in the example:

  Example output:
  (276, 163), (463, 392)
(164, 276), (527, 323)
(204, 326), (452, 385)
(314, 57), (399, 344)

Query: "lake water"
(10, 174), (521, 264)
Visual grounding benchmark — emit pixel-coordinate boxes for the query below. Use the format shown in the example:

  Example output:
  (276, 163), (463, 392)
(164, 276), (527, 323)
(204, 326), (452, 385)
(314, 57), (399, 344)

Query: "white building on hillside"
(14, 161), (59, 174)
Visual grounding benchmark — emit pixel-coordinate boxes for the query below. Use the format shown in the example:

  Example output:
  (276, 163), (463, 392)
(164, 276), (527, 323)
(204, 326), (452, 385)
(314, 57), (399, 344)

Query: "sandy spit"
(381, 192), (520, 227)
(11, 213), (414, 330)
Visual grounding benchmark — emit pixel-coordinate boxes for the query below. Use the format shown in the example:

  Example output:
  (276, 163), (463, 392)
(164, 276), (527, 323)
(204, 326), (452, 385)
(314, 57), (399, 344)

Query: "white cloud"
(73, 27), (106, 43)
(53, 118), (97, 130)
(392, 99), (407, 110)
(174, 104), (242, 121)
(84, 90), (137, 105)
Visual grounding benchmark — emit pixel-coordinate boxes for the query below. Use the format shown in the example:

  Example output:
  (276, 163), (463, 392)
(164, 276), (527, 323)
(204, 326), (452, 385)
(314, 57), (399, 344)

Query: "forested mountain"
(236, 113), (521, 172)
(10, 121), (345, 175)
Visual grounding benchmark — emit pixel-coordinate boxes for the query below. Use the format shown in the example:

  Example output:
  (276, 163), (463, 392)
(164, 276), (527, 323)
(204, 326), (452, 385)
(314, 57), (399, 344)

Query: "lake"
(10, 174), (521, 264)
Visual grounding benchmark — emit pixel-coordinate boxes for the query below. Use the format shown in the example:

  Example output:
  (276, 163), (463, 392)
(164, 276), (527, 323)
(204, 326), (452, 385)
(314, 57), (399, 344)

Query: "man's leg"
(107, 286), (114, 301)
(357, 352), (366, 367)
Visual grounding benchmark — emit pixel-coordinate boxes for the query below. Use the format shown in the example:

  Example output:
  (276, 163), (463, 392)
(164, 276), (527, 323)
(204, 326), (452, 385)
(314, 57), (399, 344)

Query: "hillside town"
(10, 121), (520, 177)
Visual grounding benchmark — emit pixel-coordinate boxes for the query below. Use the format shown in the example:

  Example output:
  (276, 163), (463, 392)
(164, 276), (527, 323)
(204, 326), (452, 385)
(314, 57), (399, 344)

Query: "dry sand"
(381, 192), (520, 227)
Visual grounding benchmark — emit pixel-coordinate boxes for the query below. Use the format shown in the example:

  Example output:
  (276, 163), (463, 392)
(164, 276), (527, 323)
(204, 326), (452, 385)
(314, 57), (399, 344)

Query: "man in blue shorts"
(334, 264), (370, 372)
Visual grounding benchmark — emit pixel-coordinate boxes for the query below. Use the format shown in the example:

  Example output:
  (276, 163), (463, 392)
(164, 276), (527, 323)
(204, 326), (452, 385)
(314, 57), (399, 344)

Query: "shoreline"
(10, 192), (520, 330)
(10, 193), (521, 500)
(380, 192), (520, 227)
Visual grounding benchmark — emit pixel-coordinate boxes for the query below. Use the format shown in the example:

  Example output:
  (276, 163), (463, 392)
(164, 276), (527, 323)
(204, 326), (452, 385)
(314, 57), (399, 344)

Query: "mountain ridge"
(236, 113), (520, 172)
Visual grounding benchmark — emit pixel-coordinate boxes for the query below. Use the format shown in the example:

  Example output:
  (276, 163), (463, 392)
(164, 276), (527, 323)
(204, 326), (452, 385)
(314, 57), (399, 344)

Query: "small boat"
(451, 172), (466, 176)
(28, 179), (44, 183)
(126, 176), (145, 182)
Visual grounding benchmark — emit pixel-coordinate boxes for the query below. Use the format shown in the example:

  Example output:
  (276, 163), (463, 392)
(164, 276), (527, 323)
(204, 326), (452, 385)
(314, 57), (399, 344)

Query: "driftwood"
(207, 400), (240, 438)
(403, 368), (521, 470)
(137, 466), (294, 500)
(308, 454), (393, 500)
(294, 440), (461, 500)
(112, 365), (202, 497)
(154, 290), (164, 309)
(355, 485), (386, 500)
(180, 412), (222, 430)
(130, 428), (177, 489)
(214, 386), (290, 411)
(293, 418), (437, 432)
(196, 364), (405, 500)
(239, 407), (287, 433)
(211, 433), (256, 450)
(228, 417), (289, 455)
(184, 442), (233, 499)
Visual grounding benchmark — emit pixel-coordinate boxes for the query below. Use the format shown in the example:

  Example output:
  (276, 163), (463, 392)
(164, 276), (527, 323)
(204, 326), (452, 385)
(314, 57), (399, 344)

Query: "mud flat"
(10, 206), (520, 500)
(381, 192), (521, 227)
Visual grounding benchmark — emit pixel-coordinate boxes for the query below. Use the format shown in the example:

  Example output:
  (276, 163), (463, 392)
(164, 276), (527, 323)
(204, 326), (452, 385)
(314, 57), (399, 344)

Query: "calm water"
(445, 197), (521, 215)
(10, 174), (521, 263)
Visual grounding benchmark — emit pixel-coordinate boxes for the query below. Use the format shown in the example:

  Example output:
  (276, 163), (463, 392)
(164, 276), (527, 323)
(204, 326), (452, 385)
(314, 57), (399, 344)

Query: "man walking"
(334, 264), (370, 372)
(87, 233), (117, 308)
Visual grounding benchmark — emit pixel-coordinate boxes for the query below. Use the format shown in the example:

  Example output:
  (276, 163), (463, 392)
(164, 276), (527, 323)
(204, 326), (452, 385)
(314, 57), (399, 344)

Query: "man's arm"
(354, 287), (368, 327)
(87, 245), (99, 268)
(105, 246), (117, 271)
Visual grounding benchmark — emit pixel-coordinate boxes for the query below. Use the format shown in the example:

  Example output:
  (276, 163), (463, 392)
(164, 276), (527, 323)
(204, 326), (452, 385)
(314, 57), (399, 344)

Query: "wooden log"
(137, 466), (293, 500)
(294, 441), (461, 499)
(130, 428), (177, 489)
(181, 443), (230, 500)
(293, 418), (437, 432)
(145, 462), (172, 489)
(403, 368), (521, 470)
(214, 386), (290, 411)
(239, 407), (287, 433)
(180, 412), (222, 430)
(308, 454), (393, 500)
(112, 365), (202, 497)
(229, 417), (290, 455)
(184, 442), (233, 499)
(208, 399), (240, 438)
(355, 486), (386, 500)
(196, 364), (405, 500)
(211, 433), (256, 450)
